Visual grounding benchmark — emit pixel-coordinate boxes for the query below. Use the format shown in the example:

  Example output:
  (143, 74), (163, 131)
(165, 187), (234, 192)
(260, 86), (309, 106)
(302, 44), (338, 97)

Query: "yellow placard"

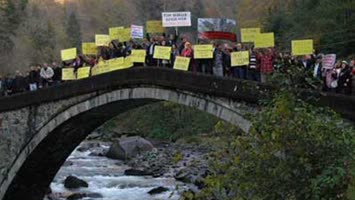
(77, 67), (91, 79)
(292, 39), (314, 56)
(255, 33), (275, 48)
(241, 28), (261, 43)
(231, 51), (250, 67)
(109, 27), (124, 40)
(82, 43), (97, 55)
(62, 68), (76, 80)
(108, 57), (125, 71)
(154, 46), (171, 60)
(119, 28), (131, 42)
(174, 56), (191, 71)
(95, 34), (111, 47)
(146, 21), (165, 33)
(131, 50), (146, 63)
(194, 45), (213, 59)
(61, 48), (77, 61)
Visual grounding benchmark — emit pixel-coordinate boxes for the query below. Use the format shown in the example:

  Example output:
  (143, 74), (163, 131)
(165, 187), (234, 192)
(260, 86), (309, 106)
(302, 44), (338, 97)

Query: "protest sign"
(322, 54), (337, 69)
(241, 28), (261, 42)
(131, 50), (146, 63)
(146, 20), (164, 33)
(62, 68), (76, 80)
(194, 45), (213, 59)
(109, 27), (124, 40)
(174, 56), (191, 71)
(82, 43), (97, 55)
(108, 57), (125, 71)
(131, 25), (144, 39)
(162, 12), (191, 27)
(77, 67), (91, 79)
(292, 39), (314, 56)
(95, 34), (111, 47)
(153, 46), (171, 60)
(117, 28), (131, 42)
(61, 48), (77, 61)
(197, 18), (237, 41)
(231, 51), (250, 67)
(254, 33), (275, 48)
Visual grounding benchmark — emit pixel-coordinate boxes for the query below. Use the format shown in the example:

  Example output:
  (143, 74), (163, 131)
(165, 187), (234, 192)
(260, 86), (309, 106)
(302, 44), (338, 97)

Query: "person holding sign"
(231, 43), (248, 80)
(181, 42), (194, 71)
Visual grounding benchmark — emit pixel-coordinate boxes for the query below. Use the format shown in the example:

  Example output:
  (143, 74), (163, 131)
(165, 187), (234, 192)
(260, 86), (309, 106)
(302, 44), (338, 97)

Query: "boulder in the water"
(67, 193), (103, 200)
(106, 136), (154, 160)
(64, 176), (89, 189)
(148, 186), (169, 195)
(124, 168), (153, 176)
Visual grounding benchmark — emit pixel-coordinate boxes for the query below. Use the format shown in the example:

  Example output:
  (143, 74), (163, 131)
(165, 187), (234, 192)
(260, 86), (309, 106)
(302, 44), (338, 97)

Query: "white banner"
(162, 12), (191, 27)
(131, 25), (144, 39)
(322, 54), (336, 69)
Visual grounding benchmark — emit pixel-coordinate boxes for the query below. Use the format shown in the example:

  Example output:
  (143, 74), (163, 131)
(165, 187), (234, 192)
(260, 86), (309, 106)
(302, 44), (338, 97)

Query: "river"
(47, 142), (186, 200)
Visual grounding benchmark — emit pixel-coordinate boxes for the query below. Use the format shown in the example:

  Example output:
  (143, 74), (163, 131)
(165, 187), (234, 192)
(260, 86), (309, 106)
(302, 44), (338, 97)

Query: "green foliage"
(198, 92), (355, 200)
(265, 0), (355, 56)
(173, 152), (183, 164)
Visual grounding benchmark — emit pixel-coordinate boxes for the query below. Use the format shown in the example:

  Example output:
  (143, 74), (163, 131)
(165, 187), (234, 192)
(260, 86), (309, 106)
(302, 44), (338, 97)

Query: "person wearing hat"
(337, 60), (352, 95)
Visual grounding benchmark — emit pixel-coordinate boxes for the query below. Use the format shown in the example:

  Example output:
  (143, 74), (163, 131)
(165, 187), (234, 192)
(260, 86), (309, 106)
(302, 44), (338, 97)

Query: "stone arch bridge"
(0, 68), (354, 200)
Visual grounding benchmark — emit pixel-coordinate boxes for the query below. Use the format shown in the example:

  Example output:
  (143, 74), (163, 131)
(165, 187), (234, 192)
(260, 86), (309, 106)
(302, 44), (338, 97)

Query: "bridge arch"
(1, 86), (255, 200)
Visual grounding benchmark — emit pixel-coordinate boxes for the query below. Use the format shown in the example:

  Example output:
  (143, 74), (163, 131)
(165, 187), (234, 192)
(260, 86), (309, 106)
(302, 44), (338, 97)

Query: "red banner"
(198, 31), (237, 42)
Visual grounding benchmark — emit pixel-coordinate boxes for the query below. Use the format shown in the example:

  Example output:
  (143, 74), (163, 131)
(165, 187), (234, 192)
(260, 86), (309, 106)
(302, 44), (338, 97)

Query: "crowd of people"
(1, 33), (354, 96)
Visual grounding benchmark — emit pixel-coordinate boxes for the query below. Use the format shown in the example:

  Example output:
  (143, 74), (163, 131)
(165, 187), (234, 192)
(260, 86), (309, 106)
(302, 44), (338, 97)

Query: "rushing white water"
(49, 143), (185, 200)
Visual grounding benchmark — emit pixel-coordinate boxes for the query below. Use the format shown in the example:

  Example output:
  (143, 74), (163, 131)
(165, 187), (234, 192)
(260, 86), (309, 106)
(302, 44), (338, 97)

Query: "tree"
(66, 12), (82, 49)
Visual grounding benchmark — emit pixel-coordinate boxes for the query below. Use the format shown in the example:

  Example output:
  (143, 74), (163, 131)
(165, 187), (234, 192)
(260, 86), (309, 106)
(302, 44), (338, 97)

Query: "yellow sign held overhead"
(154, 46), (171, 60)
(131, 50), (146, 63)
(118, 28), (131, 42)
(194, 45), (213, 59)
(77, 67), (91, 79)
(292, 39), (314, 56)
(95, 34), (111, 47)
(241, 28), (261, 43)
(231, 51), (250, 67)
(109, 27), (124, 40)
(146, 21), (165, 33)
(174, 56), (191, 71)
(82, 43), (97, 55)
(254, 33), (275, 48)
(62, 68), (76, 80)
(61, 48), (77, 61)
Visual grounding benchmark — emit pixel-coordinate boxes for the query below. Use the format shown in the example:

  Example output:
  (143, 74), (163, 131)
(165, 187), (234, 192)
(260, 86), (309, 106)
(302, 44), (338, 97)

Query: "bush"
(198, 92), (355, 200)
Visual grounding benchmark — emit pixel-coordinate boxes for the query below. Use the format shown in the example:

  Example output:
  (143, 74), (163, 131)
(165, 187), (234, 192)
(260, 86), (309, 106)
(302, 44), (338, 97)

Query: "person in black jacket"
(12, 71), (26, 94)
(28, 65), (40, 91)
(52, 62), (62, 85)
(337, 60), (352, 95)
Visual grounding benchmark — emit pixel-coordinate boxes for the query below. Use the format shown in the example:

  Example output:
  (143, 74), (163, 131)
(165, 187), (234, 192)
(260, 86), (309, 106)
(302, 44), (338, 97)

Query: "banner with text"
(95, 34), (111, 47)
(241, 28), (261, 43)
(131, 50), (146, 63)
(82, 43), (97, 55)
(77, 67), (91, 79)
(61, 48), (77, 61)
(198, 18), (237, 41)
(131, 25), (144, 39)
(146, 20), (165, 33)
(153, 46), (171, 60)
(174, 56), (191, 71)
(109, 27), (124, 40)
(194, 45), (213, 59)
(292, 39), (314, 56)
(322, 54), (337, 69)
(254, 33), (275, 48)
(62, 68), (76, 80)
(231, 51), (250, 67)
(162, 12), (191, 27)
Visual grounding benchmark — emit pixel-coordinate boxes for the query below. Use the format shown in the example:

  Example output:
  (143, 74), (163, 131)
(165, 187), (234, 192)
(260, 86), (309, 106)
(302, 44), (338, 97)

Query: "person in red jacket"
(256, 48), (275, 83)
(181, 42), (195, 72)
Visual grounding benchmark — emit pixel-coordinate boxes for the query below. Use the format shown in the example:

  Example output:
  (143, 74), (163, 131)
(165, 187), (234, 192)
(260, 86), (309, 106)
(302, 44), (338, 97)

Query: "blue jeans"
(233, 67), (247, 80)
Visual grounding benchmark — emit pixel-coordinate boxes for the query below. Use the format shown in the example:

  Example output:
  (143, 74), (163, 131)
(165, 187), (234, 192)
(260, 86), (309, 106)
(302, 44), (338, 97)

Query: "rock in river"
(64, 176), (89, 189)
(106, 136), (154, 160)
(148, 186), (169, 195)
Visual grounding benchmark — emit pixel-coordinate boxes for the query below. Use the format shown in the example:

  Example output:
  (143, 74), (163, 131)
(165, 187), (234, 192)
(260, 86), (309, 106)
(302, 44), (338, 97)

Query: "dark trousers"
(248, 69), (261, 82)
